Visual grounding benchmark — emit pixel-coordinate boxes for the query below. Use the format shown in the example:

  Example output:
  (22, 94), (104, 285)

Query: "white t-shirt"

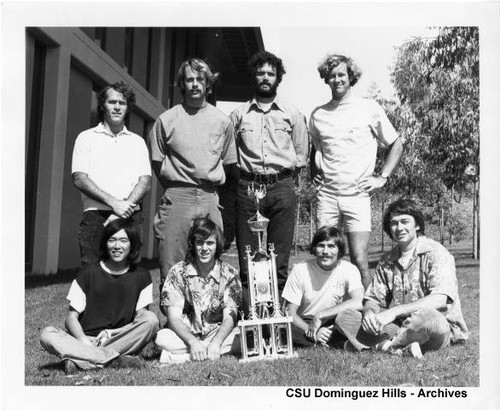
(309, 94), (398, 196)
(72, 123), (151, 211)
(282, 258), (363, 320)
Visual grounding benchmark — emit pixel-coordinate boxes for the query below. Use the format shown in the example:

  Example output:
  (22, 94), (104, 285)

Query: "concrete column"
(31, 46), (71, 274)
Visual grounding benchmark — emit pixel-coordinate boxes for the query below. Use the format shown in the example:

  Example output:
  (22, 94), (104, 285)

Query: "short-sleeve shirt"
(230, 96), (309, 174)
(160, 260), (242, 336)
(66, 262), (153, 336)
(71, 123), (151, 211)
(364, 236), (468, 343)
(309, 94), (398, 196)
(282, 258), (363, 320)
(148, 103), (237, 186)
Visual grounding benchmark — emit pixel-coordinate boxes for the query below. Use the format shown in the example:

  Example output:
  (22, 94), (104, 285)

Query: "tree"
(390, 27), (480, 256)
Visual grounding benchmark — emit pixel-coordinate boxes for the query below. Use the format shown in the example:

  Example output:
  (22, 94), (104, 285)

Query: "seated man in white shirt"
(282, 226), (364, 347)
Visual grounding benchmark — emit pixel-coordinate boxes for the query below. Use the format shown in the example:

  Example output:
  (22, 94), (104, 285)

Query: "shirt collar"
(387, 236), (432, 261)
(184, 260), (222, 283)
(96, 122), (132, 137)
(247, 95), (285, 113)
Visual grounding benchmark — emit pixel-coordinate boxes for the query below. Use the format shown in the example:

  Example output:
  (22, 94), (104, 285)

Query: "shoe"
(110, 355), (143, 369)
(64, 359), (77, 375)
(373, 339), (392, 352)
(138, 340), (162, 361)
(402, 342), (423, 359)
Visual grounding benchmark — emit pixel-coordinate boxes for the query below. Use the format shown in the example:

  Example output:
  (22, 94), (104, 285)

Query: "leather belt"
(240, 169), (293, 184)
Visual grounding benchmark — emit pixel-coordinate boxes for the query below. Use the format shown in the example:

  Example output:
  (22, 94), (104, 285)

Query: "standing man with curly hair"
(148, 58), (237, 290)
(230, 51), (309, 291)
(72, 81), (152, 266)
(310, 54), (404, 289)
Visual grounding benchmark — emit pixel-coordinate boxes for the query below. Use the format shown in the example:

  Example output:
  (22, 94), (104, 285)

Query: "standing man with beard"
(310, 54), (403, 289)
(230, 51), (309, 291)
(148, 58), (237, 293)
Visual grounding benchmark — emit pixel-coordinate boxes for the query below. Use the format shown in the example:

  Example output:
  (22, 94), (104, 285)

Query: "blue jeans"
(78, 210), (144, 267)
(153, 187), (222, 284)
(236, 177), (296, 290)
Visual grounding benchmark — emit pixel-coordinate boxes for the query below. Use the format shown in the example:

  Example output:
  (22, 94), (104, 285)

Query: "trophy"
(238, 182), (296, 362)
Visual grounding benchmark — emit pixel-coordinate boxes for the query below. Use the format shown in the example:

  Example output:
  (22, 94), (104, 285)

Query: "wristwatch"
(374, 172), (389, 180)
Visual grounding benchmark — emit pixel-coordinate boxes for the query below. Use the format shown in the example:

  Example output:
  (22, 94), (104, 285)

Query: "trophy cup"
(238, 183), (296, 362)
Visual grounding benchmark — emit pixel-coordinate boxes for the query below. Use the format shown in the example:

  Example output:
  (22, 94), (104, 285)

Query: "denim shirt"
(230, 96), (309, 174)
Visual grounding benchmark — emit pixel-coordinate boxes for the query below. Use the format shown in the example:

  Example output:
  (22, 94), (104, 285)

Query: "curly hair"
(99, 218), (142, 265)
(97, 81), (135, 123)
(247, 51), (286, 84)
(185, 216), (225, 263)
(317, 54), (362, 86)
(176, 58), (219, 95)
(309, 226), (346, 259)
(382, 198), (426, 237)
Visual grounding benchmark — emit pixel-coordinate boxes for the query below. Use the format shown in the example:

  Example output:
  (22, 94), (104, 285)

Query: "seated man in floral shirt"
(336, 198), (468, 358)
(155, 216), (242, 363)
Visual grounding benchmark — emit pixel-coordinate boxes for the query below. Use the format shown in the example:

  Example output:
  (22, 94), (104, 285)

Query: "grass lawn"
(25, 241), (479, 386)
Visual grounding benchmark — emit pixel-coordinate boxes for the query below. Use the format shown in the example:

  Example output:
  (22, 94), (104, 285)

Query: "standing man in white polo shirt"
(148, 58), (237, 292)
(309, 54), (403, 289)
(72, 81), (152, 266)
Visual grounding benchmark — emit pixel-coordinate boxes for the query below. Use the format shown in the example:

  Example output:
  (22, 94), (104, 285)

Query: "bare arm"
(206, 308), (237, 360)
(357, 137), (404, 192)
(126, 175), (152, 204)
(286, 302), (314, 340)
(72, 172), (136, 218)
(307, 288), (364, 339)
(65, 307), (93, 346)
(166, 306), (207, 361)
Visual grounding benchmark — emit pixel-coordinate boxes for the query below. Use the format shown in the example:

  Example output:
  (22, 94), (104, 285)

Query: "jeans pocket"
(153, 196), (173, 240)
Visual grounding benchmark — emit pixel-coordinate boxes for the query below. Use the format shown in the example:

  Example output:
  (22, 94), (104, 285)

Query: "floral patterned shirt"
(364, 236), (468, 343)
(160, 260), (242, 336)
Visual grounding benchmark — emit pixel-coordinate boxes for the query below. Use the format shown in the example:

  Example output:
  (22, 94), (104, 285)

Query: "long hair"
(99, 218), (141, 264)
(247, 51), (286, 85)
(176, 58), (219, 95)
(96, 81), (136, 123)
(309, 226), (346, 259)
(382, 198), (426, 237)
(185, 216), (225, 262)
(317, 54), (362, 86)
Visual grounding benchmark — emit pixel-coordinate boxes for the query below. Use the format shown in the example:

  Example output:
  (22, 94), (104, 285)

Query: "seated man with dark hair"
(282, 226), (364, 347)
(155, 216), (242, 363)
(40, 219), (159, 374)
(336, 198), (469, 358)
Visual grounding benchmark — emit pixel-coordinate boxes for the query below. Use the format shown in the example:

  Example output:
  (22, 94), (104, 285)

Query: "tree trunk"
(310, 202), (314, 242)
(449, 187), (454, 245)
(381, 200), (385, 253)
(473, 179), (480, 259)
(440, 206), (444, 244)
(294, 198), (301, 256)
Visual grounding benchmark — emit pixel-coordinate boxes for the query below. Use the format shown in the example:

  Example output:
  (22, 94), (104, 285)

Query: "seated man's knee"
(40, 326), (58, 344)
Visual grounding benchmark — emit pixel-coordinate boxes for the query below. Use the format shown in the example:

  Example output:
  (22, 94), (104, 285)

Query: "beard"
(256, 81), (278, 98)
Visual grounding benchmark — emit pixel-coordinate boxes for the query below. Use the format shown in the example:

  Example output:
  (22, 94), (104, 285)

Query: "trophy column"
(238, 183), (296, 362)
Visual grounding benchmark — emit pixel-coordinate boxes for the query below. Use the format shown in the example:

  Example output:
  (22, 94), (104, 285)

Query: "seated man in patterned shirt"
(155, 216), (242, 363)
(336, 198), (468, 358)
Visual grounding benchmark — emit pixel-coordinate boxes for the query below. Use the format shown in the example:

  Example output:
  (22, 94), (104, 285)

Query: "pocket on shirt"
(274, 120), (292, 139)
(238, 122), (255, 145)
(208, 132), (225, 156)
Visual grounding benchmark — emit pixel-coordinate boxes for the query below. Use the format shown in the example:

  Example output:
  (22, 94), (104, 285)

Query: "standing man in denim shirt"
(230, 51), (309, 290)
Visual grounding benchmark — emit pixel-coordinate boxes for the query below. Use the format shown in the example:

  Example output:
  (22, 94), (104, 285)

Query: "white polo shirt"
(72, 123), (151, 212)
(309, 94), (398, 196)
